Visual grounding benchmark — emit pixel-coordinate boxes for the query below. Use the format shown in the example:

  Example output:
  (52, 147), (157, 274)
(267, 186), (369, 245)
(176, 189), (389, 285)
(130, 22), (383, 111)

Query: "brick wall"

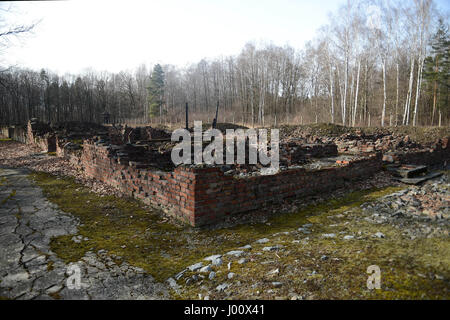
(76, 140), (383, 226)
(65, 139), (448, 226)
(0, 125), (27, 143)
(393, 148), (449, 168)
(80, 141), (197, 225)
(3, 123), (448, 227)
(0, 126), (8, 138)
(382, 138), (449, 168)
(26, 121), (56, 152)
(190, 154), (382, 226)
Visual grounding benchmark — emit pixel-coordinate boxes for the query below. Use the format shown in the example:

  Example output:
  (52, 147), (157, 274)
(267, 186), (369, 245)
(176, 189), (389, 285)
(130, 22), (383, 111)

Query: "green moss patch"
(30, 172), (394, 279)
(176, 196), (449, 300)
(213, 186), (404, 241)
(1, 189), (16, 205)
(29, 172), (449, 299)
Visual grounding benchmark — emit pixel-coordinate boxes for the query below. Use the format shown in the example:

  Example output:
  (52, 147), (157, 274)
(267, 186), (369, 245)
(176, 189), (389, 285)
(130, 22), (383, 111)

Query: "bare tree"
(0, 4), (38, 72)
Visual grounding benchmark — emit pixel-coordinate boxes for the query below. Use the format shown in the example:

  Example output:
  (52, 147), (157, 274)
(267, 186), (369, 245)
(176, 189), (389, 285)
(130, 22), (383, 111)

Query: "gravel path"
(0, 168), (168, 300)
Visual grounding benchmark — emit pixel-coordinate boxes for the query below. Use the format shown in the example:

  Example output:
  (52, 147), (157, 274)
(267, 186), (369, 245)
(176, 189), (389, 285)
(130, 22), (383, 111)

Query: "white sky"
(2, 0), (450, 75)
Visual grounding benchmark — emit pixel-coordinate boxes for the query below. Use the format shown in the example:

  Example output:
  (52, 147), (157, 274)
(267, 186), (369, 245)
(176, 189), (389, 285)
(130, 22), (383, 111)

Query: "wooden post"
(212, 100), (219, 129)
(185, 102), (189, 130)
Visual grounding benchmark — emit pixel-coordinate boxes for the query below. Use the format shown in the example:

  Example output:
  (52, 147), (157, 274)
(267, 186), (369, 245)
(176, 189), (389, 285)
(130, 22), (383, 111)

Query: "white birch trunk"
(403, 57), (415, 125)
(412, 57), (424, 126)
(381, 59), (387, 127)
(395, 63), (399, 126)
(349, 68), (355, 125)
(343, 57), (348, 126)
(329, 64), (335, 124)
(352, 60), (360, 127)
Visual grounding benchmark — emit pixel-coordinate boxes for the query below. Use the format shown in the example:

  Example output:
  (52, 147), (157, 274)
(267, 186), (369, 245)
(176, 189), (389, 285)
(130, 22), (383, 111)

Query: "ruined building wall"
(59, 139), (449, 226)
(80, 141), (197, 225)
(383, 138), (449, 168)
(190, 155), (382, 226)
(78, 141), (383, 226)
(0, 126), (8, 138)
(26, 121), (56, 152)
(0, 125), (27, 143)
(1, 122), (55, 149)
(2, 122), (449, 226)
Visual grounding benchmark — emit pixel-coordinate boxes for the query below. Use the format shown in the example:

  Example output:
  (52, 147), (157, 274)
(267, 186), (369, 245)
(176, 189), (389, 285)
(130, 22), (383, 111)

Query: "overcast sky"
(2, 0), (450, 75)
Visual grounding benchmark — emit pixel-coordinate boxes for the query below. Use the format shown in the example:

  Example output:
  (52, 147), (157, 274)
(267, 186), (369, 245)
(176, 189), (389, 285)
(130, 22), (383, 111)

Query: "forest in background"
(0, 0), (449, 128)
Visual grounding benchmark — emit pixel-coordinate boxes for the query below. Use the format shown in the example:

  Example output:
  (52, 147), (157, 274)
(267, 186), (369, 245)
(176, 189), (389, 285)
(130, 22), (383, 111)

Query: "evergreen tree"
(423, 19), (450, 125)
(147, 64), (165, 118)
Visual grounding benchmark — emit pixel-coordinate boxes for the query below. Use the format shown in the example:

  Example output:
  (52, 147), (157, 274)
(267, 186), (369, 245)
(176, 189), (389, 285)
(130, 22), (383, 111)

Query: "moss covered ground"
(29, 170), (450, 299)
(177, 201), (449, 300)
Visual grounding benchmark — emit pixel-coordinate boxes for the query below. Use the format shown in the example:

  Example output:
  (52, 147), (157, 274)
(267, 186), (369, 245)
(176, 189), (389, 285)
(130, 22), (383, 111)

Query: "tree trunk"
(431, 57), (438, 126)
(381, 59), (387, 127)
(413, 57), (423, 126)
(403, 57), (415, 125)
(329, 64), (335, 123)
(395, 63), (399, 126)
(343, 56), (348, 126)
(352, 60), (360, 127)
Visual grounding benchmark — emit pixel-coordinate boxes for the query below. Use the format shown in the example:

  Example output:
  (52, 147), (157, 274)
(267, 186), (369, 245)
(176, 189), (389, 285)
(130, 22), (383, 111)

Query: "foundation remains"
(1, 121), (449, 226)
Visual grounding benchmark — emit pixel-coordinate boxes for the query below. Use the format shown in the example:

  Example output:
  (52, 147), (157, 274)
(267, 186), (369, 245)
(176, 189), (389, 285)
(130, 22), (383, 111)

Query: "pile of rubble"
(30, 120), (108, 144)
(51, 122), (175, 171)
(10, 120), (450, 180)
(362, 174), (449, 223)
(331, 132), (423, 154)
(92, 136), (174, 170)
(29, 118), (53, 136)
(359, 173), (449, 240)
(52, 121), (108, 138)
(286, 130), (426, 155)
(279, 125), (448, 156)
(122, 126), (171, 144)
(279, 141), (338, 166)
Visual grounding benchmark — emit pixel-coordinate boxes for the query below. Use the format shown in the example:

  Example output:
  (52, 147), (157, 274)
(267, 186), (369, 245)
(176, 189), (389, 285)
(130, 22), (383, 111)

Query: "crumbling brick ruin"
(1, 120), (449, 226)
